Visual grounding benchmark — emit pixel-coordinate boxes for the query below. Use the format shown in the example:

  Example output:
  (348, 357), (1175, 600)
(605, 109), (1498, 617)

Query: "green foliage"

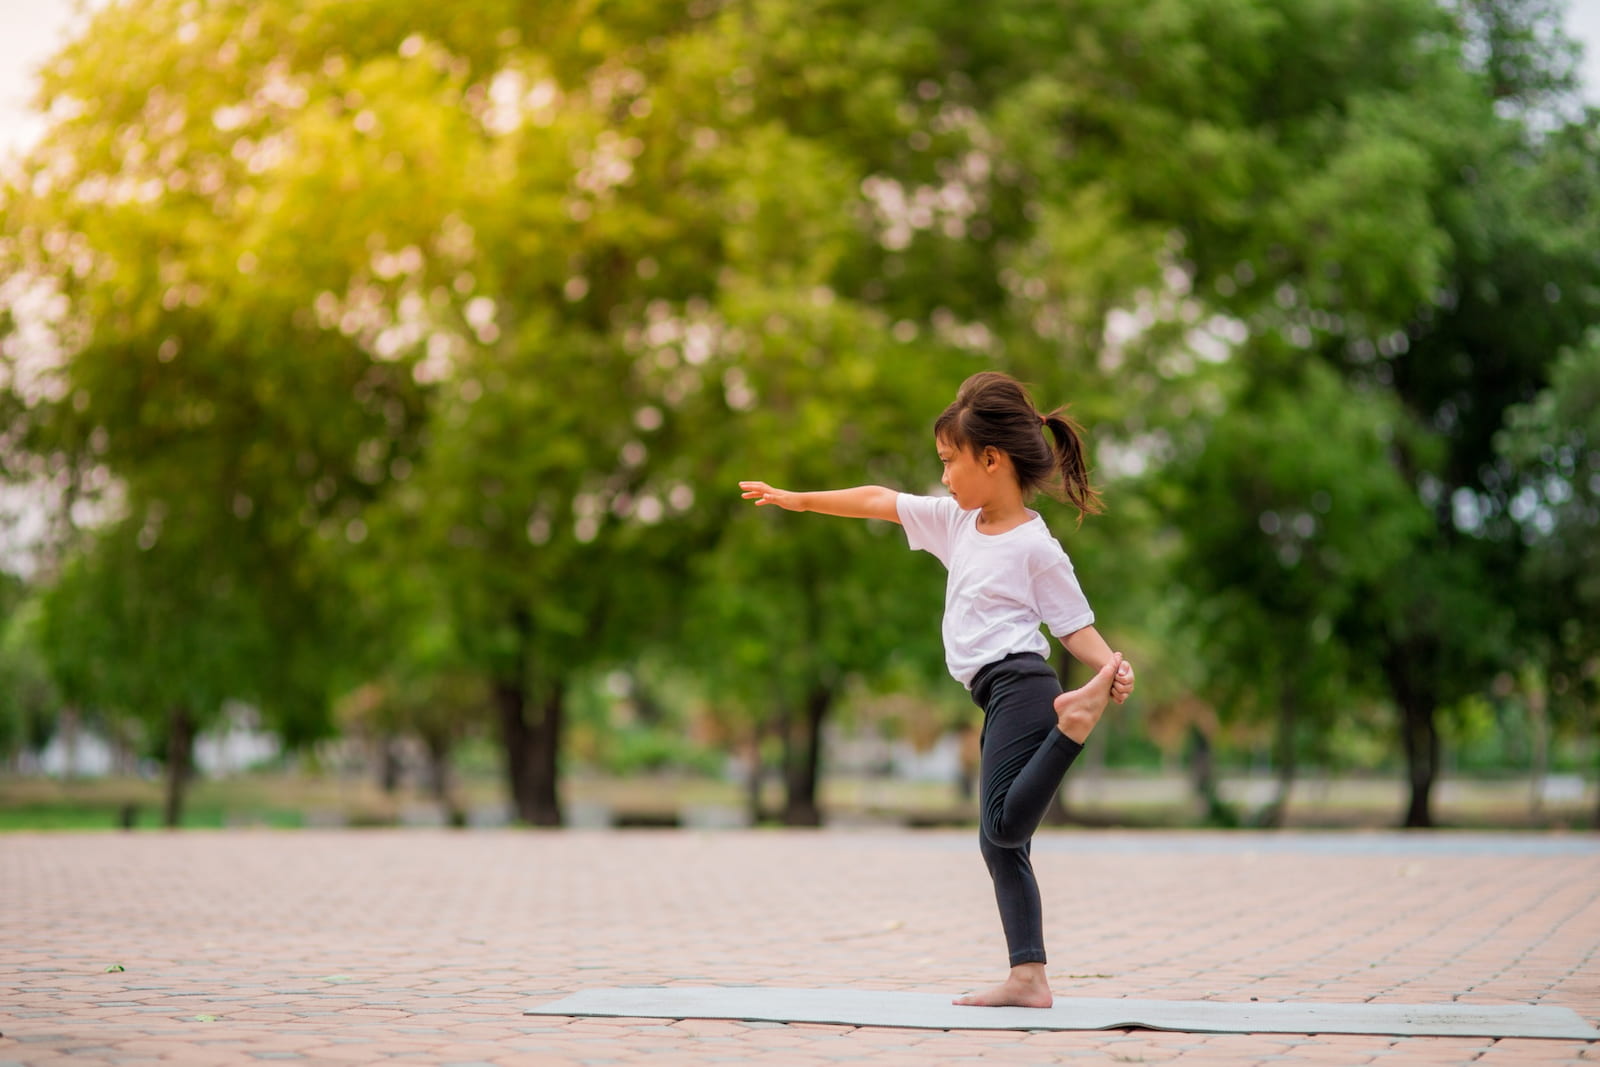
(0, 592), (58, 760)
(39, 524), (272, 732)
(1499, 334), (1600, 724)
(0, 800), (304, 831)
(1172, 358), (1429, 718)
(2, 0), (445, 756)
(599, 726), (723, 778)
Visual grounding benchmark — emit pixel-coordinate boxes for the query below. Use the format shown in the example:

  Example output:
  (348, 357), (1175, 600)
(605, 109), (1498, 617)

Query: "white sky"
(0, 0), (86, 160)
(2, 0), (1599, 160)
(1566, 0), (1600, 102)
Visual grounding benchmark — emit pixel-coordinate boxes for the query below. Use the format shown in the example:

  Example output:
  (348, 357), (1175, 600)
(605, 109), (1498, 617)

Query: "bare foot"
(1053, 653), (1122, 743)
(953, 964), (1054, 1008)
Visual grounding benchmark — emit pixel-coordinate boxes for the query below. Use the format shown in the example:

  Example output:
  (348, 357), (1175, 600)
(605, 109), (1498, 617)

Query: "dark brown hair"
(933, 371), (1103, 519)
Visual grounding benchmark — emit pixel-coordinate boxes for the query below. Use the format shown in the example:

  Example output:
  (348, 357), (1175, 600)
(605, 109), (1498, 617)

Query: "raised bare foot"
(1053, 652), (1122, 743)
(953, 964), (1053, 1008)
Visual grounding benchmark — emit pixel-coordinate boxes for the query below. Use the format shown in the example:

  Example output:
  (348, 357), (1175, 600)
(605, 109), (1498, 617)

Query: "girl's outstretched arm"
(738, 482), (901, 523)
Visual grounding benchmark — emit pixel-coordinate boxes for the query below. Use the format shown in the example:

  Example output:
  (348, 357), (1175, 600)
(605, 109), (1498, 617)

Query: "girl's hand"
(740, 481), (805, 511)
(1111, 658), (1135, 704)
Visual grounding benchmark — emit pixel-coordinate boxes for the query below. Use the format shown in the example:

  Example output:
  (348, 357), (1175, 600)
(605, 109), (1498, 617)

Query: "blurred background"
(1, 0), (1597, 833)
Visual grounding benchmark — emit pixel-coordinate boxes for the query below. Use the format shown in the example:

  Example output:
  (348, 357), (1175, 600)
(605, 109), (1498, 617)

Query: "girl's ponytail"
(1041, 409), (1103, 522)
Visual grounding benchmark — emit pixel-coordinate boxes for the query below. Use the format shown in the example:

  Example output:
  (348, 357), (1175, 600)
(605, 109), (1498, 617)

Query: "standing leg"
(954, 656), (1118, 1008)
(954, 664), (1064, 1008)
(979, 830), (1045, 966)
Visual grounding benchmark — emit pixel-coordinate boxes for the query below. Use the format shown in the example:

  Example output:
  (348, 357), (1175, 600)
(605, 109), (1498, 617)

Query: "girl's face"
(937, 436), (1000, 510)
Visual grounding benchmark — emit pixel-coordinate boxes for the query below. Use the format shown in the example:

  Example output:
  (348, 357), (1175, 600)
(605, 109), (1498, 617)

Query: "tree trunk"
(1526, 680), (1548, 818)
(1400, 694), (1439, 828)
(379, 738), (402, 794)
(745, 731), (762, 826)
(494, 680), (532, 822)
(490, 601), (563, 828)
(163, 704), (194, 828)
(631, 673), (666, 727)
(423, 732), (462, 827)
(1188, 723), (1234, 826)
(495, 679), (564, 827)
(60, 706), (80, 780)
(745, 720), (772, 826)
(527, 685), (563, 826)
(1258, 687), (1298, 828)
(111, 717), (139, 776)
(783, 684), (829, 827)
(955, 722), (979, 803)
(1384, 643), (1440, 829)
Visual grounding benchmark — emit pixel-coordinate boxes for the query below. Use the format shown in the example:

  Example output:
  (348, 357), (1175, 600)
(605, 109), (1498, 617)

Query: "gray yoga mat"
(526, 986), (1600, 1039)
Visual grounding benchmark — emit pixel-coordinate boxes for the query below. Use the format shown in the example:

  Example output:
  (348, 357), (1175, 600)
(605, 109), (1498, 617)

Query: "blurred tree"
(36, 522), (277, 823)
(958, 0), (1477, 825)
(366, 330), (685, 826)
(1009, 0), (1600, 825)
(345, 14), (724, 824)
(1499, 335), (1600, 825)
(675, 290), (955, 825)
(0, 0), (468, 816)
(1357, 85), (1600, 826)
(1169, 357), (1431, 825)
(400, 0), (981, 824)
(335, 669), (487, 823)
(0, 582), (57, 769)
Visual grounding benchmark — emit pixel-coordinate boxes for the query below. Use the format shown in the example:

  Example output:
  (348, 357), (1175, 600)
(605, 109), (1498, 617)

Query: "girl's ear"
(983, 446), (1000, 470)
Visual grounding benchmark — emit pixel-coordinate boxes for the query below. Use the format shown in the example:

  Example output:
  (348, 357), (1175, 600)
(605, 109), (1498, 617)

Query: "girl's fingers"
(1110, 663), (1134, 705)
(740, 481), (778, 505)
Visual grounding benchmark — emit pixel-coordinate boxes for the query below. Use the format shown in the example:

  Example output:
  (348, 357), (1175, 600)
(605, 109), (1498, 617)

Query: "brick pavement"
(2, 829), (1597, 1066)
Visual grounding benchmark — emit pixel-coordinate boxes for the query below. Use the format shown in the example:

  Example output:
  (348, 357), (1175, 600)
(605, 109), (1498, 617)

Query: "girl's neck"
(976, 495), (1030, 534)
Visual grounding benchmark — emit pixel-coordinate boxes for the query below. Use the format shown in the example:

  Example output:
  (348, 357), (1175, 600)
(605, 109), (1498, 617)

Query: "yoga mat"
(526, 986), (1600, 1039)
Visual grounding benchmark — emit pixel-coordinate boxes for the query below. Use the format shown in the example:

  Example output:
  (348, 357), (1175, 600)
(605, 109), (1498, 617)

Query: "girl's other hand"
(1111, 658), (1135, 704)
(739, 481), (804, 511)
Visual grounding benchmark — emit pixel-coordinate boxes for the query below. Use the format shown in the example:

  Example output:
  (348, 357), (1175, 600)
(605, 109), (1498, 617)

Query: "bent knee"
(980, 818), (1031, 851)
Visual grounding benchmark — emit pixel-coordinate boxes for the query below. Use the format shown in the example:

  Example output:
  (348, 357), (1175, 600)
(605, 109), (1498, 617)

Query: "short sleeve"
(1033, 554), (1095, 638)
(896, 493), (961, 567)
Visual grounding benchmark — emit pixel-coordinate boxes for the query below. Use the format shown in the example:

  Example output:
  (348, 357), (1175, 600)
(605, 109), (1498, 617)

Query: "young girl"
(739, 370), (1135, 1009)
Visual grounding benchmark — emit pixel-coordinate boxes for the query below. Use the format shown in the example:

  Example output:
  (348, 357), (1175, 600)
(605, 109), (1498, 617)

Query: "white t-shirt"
(897, 492), (1095, 688)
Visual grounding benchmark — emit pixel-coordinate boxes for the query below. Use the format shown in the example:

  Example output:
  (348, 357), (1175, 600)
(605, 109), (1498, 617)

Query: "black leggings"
(970, 652), (1084, 967)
